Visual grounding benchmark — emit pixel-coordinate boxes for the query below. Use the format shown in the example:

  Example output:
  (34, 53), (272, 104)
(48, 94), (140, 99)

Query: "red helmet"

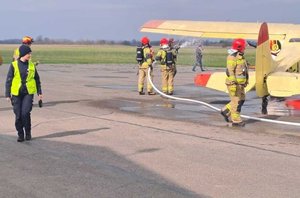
(232, 38), (246, 53)
(141, 36), (150, 45)
(22, 36), (34, 45)
(160, 38), (168, 45)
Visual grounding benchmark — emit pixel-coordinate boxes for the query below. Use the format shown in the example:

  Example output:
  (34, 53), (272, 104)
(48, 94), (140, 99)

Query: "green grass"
(0, 44), (256, 67)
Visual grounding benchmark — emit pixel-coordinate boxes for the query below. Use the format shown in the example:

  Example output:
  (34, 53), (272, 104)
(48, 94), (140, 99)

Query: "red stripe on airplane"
(257, 22), (269, 46)
(286, 99), (300, 110)
(142, 20), (165, 28)
(194, 73), (211, 86)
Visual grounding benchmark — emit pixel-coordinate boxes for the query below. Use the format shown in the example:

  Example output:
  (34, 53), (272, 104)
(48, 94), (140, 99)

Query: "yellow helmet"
(22, 36), (34, 45)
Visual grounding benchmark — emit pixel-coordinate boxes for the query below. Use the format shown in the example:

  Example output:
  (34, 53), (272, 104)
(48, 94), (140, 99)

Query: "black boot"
(17, 136), (25, 142)
(17, 130), (24, 142)
(232, 121), (245, 127)
(220, 109), (230, 122)
(261, 96), (268, 115)
(25, 133), (32, 141)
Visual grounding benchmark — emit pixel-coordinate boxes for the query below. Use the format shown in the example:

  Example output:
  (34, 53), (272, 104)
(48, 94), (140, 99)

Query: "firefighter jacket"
(155, 48), (176, 70)
(225, 52), (248, 85)
(140, 45), (154, 69)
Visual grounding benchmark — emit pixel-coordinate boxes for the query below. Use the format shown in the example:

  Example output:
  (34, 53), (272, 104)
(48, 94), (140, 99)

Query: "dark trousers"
(12, 94), (33, 138)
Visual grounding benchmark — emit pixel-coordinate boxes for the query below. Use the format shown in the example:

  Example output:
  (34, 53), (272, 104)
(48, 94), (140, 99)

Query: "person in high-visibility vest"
(5, 44), (43, 142)
(220, 38), (249, 127)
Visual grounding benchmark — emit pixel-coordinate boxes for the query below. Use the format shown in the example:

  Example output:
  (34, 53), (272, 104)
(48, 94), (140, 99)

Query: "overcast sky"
(1, 0), (300, 41)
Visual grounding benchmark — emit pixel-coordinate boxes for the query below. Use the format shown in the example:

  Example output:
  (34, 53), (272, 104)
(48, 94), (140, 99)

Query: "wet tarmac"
(0, 64), (300, 197)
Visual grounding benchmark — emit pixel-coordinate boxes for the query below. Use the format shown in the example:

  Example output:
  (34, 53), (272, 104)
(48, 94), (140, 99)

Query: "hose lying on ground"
(147, 67), (300, 127)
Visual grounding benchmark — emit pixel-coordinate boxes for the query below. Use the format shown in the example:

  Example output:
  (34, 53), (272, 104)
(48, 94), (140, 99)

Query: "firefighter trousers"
(161, 66), (175, 94)
(138, 67), (153, 93)
(223, 84), (245, 123)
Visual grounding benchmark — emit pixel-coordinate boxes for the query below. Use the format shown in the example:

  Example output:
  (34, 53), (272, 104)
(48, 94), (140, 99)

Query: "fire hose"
(147, 67), (300, 127)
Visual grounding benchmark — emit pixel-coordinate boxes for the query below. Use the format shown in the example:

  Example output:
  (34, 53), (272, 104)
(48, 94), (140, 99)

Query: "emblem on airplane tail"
(270, 40), (281, 56)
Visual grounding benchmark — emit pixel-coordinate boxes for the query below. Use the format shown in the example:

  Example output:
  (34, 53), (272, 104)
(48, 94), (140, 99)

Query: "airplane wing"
(140, 20), (296, 40)
(267, 72), (300, 97)
(274, 43), (300, 72)
(194, 71), (255, 93)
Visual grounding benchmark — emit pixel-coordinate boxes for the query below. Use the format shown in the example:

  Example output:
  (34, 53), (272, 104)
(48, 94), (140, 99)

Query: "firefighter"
(5, 45), (43, 142)
(137, 36), (155, 95)
(155, 38), (176, 95)
(220, 38), (248, 126)
(168, 38), (179, 77)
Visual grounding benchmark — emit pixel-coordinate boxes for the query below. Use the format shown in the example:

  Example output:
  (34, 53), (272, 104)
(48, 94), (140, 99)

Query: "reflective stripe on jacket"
(225, 53), (248, 85)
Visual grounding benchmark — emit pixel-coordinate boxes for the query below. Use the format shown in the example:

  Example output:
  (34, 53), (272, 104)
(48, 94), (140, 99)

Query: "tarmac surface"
(0, 64), (300, 198)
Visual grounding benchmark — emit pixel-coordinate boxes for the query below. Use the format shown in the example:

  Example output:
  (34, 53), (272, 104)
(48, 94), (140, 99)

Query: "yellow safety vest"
(11, 60), (37, 96)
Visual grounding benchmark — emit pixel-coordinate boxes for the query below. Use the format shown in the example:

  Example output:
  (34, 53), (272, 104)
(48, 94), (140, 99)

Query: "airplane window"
(289, 38), (300, 42)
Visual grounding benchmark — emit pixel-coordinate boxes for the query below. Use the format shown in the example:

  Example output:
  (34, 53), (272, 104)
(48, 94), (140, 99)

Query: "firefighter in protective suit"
(155, 38), (176, 95)
(168, 38), (179, 77)
(138, 37), (155, 95)
(221, 39), (248, 126)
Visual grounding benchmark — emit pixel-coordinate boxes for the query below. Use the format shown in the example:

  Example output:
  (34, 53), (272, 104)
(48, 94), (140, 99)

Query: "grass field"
(0, 44), (256, 67)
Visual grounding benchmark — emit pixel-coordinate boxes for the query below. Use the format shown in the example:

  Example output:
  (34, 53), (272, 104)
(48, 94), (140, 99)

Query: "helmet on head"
(231, 38), (246, 53)
(22, 36), (34, 45)
(141, 36), (150, 45)
(168, 38), (174, 44)
(160, 38), (169, 49)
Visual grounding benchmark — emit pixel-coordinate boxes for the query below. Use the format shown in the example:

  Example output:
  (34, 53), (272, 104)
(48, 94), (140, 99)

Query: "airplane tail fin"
(255, 22), (275, 97)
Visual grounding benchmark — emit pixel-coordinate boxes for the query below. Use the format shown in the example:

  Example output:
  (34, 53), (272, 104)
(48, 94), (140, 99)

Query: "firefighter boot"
(232, 121), (245, 127)
(148, 91), (156, 95)
(220, 108), (230, 122)
(261, 96), (268, 115)
(139, 88), (145, 95)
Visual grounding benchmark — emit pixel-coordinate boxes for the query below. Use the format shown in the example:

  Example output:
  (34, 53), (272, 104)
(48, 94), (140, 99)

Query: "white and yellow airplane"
(140, 20), (300, 110)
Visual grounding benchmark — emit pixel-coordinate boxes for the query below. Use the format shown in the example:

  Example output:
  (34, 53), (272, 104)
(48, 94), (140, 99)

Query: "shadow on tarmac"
(37, 127), (110, 139)
(0, 134), (208, 198)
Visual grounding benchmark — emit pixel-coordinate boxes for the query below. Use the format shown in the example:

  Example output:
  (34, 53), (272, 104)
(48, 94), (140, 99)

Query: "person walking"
(137, 36), (155, 95)
(5, 44), (43, 142)
(155, 38), (176, 95)
(220, 39), (248, 127)
(192, 44), (205, 71)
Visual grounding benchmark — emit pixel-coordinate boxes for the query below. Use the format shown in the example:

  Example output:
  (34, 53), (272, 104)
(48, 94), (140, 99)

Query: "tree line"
(0, 36), (232, 47)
